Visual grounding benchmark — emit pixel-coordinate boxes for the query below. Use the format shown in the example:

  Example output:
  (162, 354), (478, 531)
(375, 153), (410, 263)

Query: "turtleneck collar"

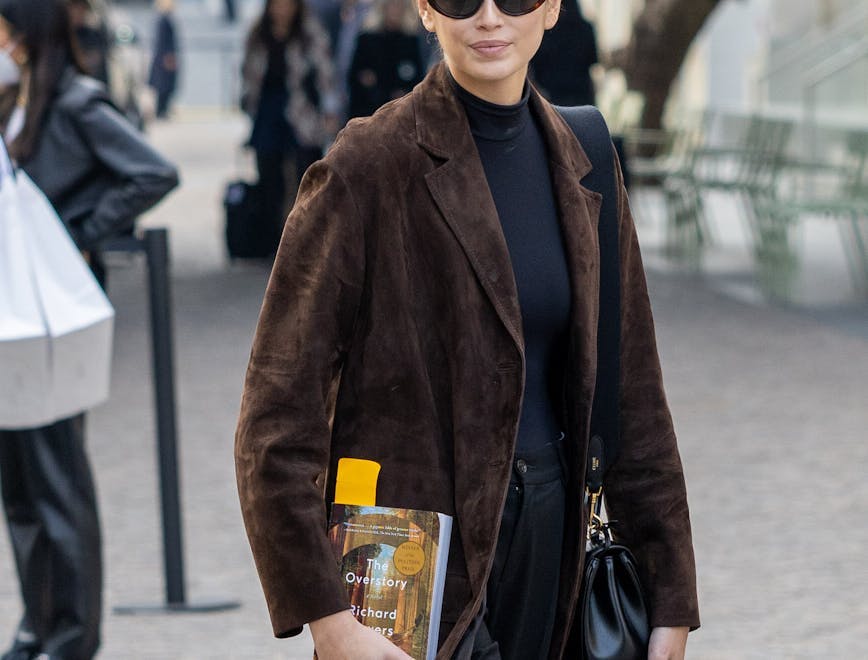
(449, 71), (531, 143)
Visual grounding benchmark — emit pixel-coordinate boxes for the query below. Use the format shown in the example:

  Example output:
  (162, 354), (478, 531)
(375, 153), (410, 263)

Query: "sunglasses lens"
(495, 0), (544, 15)
(428, 0), (543, 17)
(428, 0), (483, 18)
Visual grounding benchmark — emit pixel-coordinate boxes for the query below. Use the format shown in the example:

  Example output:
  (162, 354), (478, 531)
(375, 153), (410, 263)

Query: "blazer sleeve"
(602, 150), (701, 630)
(66, 90), (179, 249)
(235, 159), (365, 637)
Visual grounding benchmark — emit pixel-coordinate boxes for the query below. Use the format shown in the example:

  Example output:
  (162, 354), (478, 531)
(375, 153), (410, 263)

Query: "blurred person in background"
(347, 0), (424, 119)
(529, 0), (596, 106)
(148, 0), (179, 119)
(0, 1), (178, 658)
(240, 0), (340, 256)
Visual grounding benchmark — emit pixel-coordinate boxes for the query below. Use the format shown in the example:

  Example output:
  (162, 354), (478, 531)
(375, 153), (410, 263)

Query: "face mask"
(0, 43), (21, 88)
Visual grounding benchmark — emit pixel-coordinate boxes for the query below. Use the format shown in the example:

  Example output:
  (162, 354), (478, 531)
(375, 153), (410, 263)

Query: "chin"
(466, 59), (520, 83)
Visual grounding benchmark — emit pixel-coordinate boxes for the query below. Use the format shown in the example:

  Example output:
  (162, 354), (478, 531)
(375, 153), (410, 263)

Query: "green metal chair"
(759, 128), (868, 294)
(661, 114), (796, 266)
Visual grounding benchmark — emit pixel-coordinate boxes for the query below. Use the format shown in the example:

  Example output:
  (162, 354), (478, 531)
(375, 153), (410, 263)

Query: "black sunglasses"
(428, 0), (545, 19)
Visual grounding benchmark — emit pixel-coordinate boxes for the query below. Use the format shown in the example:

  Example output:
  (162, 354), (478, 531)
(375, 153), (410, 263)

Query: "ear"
(418, 0), (436, 32)
(544, 0), (562, 30)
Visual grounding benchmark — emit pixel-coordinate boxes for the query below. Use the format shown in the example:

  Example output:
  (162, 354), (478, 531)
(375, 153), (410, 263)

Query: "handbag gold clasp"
(586, 486), (605, 539)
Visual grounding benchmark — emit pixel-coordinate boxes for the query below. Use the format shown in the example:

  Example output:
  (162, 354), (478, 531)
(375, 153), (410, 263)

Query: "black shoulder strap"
(554, 105), (621, 492)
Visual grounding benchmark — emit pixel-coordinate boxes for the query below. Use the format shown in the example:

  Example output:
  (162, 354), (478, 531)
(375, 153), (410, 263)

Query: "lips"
(470, 40), (510, 56)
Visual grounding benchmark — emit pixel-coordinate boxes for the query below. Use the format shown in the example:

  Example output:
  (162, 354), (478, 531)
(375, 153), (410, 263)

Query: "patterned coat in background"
(240, 13), (340, 149)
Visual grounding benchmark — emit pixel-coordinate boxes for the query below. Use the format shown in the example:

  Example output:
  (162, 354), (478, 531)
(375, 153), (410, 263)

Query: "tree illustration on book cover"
(328, 504), (452, 660)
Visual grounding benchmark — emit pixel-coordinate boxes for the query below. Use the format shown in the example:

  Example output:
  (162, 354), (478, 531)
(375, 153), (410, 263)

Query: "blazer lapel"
(533, 93), (603, 446)
(413, 68), (605, 603)
(415, 66), (524, 356)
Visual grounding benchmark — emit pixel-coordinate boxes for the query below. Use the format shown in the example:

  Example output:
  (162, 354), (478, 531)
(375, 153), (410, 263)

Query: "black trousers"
(457, 439), (566, 660)
(0, 416), (102, 660)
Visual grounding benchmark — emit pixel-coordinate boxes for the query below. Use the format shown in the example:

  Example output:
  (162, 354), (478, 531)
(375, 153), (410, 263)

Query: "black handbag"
(580, 479), (650, 660)
(555, 106), (651, 660)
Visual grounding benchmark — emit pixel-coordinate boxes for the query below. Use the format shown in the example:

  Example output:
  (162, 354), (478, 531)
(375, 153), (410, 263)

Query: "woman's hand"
(310, 610), (413, 660)
(648, 626), (689, 660)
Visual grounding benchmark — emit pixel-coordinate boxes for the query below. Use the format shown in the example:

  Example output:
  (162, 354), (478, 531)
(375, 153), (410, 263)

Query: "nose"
(474, 0), (504, 27)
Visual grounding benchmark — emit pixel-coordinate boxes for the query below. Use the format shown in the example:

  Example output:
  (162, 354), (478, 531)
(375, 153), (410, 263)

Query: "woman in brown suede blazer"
(235, 0), (699, 657)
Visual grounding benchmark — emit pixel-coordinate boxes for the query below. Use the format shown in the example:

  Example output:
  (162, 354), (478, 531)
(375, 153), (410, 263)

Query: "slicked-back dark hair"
(0, 0), (85, 161)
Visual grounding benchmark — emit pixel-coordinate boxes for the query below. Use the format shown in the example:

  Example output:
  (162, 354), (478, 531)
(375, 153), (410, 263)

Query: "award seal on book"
(393, 541), (426, 576)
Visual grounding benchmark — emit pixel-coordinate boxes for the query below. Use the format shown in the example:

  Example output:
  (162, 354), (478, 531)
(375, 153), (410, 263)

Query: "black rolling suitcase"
(223, 178), (271, 259)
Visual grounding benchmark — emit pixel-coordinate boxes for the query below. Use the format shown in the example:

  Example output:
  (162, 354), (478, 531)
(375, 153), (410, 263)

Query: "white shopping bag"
(0, 142), (115, 429)
(0, 155), (52, 422)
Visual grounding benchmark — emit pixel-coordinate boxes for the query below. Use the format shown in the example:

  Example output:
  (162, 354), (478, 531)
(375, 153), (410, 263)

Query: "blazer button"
(515, 458), (528, 474)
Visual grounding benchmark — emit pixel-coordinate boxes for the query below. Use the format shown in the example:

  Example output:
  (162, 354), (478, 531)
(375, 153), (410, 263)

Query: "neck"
(446, 61), (528, 106)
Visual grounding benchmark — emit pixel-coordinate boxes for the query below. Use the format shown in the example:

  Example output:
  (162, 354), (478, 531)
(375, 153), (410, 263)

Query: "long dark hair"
(248, 0), (307, 49)
(0, 0), (85, 161)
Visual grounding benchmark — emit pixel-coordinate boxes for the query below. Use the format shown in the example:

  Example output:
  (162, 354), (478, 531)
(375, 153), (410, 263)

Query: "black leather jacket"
(22, 68), (179, 250)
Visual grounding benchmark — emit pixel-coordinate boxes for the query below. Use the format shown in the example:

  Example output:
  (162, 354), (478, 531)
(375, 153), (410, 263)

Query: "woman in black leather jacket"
(0, 1), (178, 658)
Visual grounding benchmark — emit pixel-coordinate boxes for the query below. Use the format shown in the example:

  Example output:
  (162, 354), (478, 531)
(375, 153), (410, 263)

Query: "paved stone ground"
(1, 113), (867, 659)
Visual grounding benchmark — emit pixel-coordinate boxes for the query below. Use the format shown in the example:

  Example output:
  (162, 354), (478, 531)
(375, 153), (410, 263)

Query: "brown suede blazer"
(235, 62), (700, 659)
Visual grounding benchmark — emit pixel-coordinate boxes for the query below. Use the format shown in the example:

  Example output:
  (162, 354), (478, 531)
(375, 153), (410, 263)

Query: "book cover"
(327, 503), (453, 660)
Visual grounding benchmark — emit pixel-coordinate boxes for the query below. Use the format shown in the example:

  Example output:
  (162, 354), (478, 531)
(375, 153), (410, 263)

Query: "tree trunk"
(617, 0), (725, 129)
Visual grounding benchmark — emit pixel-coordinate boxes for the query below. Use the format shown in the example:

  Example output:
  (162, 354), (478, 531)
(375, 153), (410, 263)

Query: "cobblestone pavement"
(1, 114), (866, 659)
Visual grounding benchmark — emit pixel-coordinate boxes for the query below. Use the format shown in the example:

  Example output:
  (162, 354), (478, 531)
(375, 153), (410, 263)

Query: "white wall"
(704, 0), (771, 111)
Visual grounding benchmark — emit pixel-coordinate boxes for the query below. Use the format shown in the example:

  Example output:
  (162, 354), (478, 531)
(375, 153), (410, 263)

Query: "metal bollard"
(145, 228), (185, 605)
(110, 229), (239, 614)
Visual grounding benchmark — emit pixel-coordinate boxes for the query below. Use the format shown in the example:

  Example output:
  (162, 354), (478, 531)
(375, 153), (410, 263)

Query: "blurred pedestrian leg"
(0, 416), (102, 660)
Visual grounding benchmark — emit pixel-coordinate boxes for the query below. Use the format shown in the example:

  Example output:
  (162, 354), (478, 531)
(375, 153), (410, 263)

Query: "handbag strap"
(554, 106), (621, 495)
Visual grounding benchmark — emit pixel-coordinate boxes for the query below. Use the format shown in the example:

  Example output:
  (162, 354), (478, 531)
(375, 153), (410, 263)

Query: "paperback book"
(327, 504), (452, 660)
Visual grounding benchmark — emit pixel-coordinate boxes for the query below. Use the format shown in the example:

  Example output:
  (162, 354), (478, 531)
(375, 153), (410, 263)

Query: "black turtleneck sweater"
(453, 79), (571, 452)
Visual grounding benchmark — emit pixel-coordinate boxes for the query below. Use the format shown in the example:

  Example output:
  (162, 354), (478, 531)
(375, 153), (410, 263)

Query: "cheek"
(520, 15), (548, 51)
(430, 17), (459, 50)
